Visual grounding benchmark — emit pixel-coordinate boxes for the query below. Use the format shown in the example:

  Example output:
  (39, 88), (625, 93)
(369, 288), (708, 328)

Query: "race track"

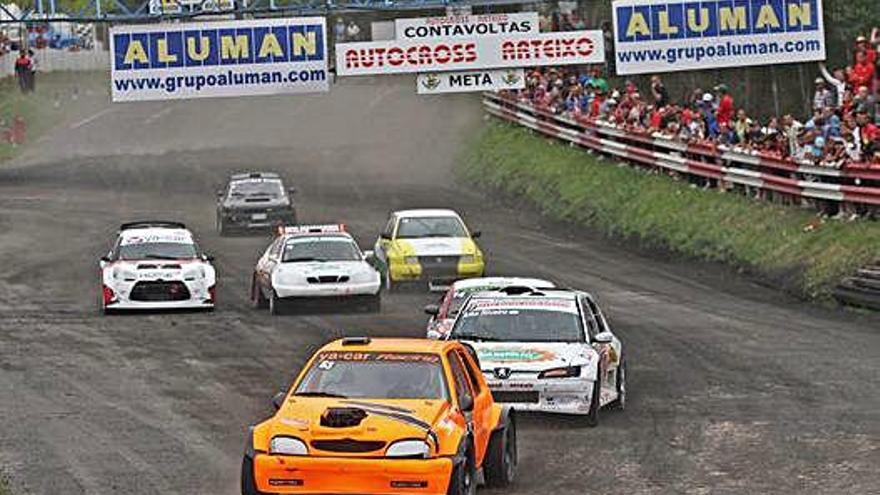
(1, 77), (878, 495)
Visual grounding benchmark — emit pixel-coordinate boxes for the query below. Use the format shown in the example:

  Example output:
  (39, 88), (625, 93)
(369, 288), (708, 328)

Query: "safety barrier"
(483, 92), (880, 207)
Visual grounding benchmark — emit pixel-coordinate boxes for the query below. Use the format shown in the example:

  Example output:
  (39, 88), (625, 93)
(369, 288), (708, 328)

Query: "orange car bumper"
(253, 453), (454, 495)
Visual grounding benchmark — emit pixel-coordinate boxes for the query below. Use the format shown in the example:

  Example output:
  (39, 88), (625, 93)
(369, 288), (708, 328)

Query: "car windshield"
(117, 242), (198, 260)
(396, 216), (468, 238)
(282, 237), (361, 262)
(295, 352), (448, 400)
(228, 179), (284, 198)
(451, 297), (584, 343)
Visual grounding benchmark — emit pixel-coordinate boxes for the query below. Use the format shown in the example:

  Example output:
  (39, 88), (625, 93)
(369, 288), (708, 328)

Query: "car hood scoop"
(320, 407), (368, 428)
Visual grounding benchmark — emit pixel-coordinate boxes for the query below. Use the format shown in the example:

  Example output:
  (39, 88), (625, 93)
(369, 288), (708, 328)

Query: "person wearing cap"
(855, 34), (876, 68)
(812, 77), (834, 111)
(818, 63), (846, 108)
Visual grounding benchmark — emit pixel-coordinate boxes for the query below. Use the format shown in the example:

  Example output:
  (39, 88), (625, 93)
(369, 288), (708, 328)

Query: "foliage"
(461, 121), (880, 300)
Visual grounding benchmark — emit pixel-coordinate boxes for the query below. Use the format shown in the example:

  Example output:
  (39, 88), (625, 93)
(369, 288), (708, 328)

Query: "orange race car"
(241, 337), (517, 495)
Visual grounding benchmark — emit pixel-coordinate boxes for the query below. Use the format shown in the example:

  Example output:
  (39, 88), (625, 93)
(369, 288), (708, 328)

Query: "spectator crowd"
(510, 28), (880, 168)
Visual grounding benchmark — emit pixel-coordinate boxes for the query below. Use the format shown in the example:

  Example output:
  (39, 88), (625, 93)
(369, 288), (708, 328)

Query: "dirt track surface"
(1, 77), (878, 495)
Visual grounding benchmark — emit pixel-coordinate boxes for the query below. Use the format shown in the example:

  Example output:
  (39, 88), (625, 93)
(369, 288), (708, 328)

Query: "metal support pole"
(96, 0), (103, 18)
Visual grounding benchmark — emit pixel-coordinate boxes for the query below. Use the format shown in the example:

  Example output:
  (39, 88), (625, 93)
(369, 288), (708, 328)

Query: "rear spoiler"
(119, 221), (186, 231)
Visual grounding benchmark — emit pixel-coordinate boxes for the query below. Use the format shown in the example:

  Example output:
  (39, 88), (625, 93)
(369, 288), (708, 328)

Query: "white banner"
(612, 0), (825, 75)
(417, 68), (526, 94)
(395, 12), (539, 40)
(336, 30), (605, 77)
(110, 18), (329, 102)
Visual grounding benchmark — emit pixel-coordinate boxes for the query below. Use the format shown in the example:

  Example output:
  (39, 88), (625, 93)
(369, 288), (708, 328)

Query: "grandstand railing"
(484, 92), (880, 207)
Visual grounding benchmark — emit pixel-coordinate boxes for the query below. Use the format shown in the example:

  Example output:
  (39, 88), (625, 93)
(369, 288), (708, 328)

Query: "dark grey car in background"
(216, 172), (297, 235)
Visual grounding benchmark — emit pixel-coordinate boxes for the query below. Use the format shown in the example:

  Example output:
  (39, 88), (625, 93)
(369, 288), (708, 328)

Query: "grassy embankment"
(0, 71), (108, 162)
(461, 121), (880, 300)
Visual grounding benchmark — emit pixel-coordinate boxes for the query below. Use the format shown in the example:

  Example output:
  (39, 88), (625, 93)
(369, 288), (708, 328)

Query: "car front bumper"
(388, 259), (484, 285)
(221, 209), (296, 229)
(104, 279), (214, 310)
(485, 377), (595, 415)
(253, 453), (453, 494)
(273, 280), (381, 299)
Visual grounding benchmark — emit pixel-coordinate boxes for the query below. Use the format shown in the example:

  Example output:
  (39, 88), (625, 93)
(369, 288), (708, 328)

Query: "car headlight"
(270, 436), (308, 455)
(460, 255), (476, 264)
(386, 439), (430, 458)
(538, 366), (582, 379)
(404, 256), (419, 265)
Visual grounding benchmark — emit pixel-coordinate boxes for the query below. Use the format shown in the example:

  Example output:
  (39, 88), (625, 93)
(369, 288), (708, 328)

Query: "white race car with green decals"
(445, 286), (625, 426)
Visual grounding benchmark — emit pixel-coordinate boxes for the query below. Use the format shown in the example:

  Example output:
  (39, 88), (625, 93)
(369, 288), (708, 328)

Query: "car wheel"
(447, 441), (477, 495)
(251, 276), (268, 310)
(240, 455), (265, 495)
(610, 358), (626, 411)
(484, 415), (517, 488)
(268, 290), (282, 315)
(583, 374), (602, 428)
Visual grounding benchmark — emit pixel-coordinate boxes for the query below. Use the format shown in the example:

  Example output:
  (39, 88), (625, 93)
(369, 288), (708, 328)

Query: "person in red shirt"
(849, 50), (875, 89)
(714, 84), (734, 127)
(855, 35), (876, 67)
(14, 50), (31, 93)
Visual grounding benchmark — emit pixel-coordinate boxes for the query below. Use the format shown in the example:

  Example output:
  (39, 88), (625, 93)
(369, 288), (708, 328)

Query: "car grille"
(491, 391), (540, 404)
(136, 264), (181, 270)
(310, 439), (386, 453)
(129, 281), (191, 302)
(418, 255), (460, 277)
(307, 275), (350, 284)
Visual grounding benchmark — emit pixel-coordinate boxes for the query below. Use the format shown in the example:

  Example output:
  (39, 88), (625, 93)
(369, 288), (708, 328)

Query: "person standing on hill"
(27, 49), (37, 92)
(714, 84), (734, 128)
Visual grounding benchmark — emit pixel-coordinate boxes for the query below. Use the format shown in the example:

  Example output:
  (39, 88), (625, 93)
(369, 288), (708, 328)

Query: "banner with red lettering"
(335, 30), (605, 76)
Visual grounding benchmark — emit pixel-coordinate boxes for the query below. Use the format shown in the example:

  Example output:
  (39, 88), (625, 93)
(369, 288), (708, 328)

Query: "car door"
(449, 349), (492, 465)
(460, 348), (495, 466)
(256, 237), (283, 291)
(582, 294), (620, 403)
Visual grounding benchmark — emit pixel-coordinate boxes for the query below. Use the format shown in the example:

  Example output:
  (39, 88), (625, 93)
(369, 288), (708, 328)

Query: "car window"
(456, 349), (483, 395)
(396, 216), (468, 239)
(584, 295), (608, 333)
(296, 352), (448, 400)
(382, 216), (396, 238)
(282, 237), (361, 262)
(451, 296), (585, 343)
(447, 351), (474, 409)
(228, 179), (284, 198)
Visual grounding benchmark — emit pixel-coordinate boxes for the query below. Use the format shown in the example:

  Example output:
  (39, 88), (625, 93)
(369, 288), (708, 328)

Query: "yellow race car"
(373, 209), (485, 290)
(241, 337), (517, 495)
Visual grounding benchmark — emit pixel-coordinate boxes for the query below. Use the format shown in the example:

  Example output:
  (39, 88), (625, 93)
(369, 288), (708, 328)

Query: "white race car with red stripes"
(100, 221), (216, 313)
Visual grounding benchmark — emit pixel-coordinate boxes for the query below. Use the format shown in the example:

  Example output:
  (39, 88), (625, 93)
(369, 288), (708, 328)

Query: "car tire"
(484, 416), (517, 488)
(447, 440), (477, 495)
(583, 373), (602, 428)
(268, 290), (282, 315)
(240, 455), (265, 495)
(251, 276), (268, 310)
(610, 358), (626, 411)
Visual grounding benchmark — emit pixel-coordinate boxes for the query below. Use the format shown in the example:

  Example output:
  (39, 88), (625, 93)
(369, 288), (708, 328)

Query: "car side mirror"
(459, 394), (474, 412)
(288, 187), (296, 195)
(202, 254), (215, 262)
(272, 391), (286, 410)
(470, 230), (482, 239)
(216, 190), (224, 198)
(427, 329), (442, 340)
(363, 250), (375, 261)
(100, 255), (111, 263)
(424, 304), (440, 316)
(379, 232), (391, 240)
(593, 331), (614, 345)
